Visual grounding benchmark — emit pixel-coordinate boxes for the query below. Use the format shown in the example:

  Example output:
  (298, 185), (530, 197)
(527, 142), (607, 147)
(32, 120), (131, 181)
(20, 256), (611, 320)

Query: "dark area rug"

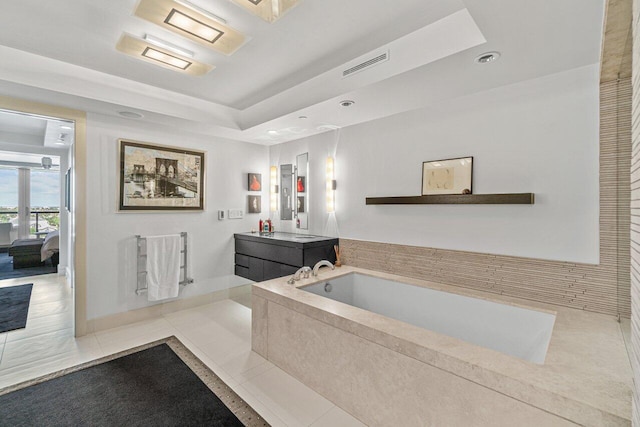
(0, 283), (33, 333)
(0, 252), (57, 280)
(0, 336), (270, 427)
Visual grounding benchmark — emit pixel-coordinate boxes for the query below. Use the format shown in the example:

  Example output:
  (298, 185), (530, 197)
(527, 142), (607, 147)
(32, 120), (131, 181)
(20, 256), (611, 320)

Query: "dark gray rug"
(0, 337), (270, 427)
(0, 283), (33, 333)
(0, 252), (57, 280)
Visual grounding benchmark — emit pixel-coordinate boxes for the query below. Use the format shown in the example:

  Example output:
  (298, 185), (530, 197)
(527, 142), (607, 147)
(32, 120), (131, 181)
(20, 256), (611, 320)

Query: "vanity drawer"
(235, 239), (303, 266)
(235, 253), (250, 268)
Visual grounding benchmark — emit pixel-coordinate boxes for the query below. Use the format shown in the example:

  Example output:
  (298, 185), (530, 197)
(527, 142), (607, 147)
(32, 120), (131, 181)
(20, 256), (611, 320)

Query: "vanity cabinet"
(234, 232), (338, 282)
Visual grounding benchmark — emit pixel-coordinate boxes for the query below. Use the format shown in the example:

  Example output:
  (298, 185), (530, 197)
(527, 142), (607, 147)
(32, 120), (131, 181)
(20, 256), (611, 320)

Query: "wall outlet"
(228, 209), (244, 219)
(217, 210), (225, 220)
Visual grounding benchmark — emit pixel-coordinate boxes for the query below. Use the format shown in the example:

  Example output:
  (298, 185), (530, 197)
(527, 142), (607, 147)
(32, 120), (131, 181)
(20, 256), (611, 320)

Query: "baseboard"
(85, 284), (253, 334)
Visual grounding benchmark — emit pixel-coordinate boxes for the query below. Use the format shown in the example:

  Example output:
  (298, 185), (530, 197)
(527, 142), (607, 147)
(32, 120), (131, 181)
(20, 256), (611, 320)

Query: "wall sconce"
(326, 157), (336, 213)
(270, 165), (278, 212)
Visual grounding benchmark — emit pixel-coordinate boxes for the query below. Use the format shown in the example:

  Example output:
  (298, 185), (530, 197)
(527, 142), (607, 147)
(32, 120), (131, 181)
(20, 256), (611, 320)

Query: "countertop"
(253, 265), (632, 426)
(234, 232), (338, 247)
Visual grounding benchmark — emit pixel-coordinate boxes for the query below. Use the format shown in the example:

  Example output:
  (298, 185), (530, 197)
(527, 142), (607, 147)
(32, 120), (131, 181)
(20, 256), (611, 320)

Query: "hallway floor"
(0, 274), (364, 427)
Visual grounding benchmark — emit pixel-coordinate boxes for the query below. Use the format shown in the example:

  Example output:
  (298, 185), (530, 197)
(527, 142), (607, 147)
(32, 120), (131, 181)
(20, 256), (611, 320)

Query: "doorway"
(0, 95), (87, 337)
(0, 151), (63, 279)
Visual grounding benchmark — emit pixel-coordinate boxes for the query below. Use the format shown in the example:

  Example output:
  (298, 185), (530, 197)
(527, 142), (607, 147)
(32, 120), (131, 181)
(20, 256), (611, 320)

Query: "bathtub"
(301, 273), (555, 364)
(251, 266), (631, 426)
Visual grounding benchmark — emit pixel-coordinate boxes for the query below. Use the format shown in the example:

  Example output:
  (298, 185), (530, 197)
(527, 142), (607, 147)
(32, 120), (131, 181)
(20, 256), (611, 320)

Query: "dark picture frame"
(248, 195), (261, 213)
(118, 139), (205, 211)
(297, 196), (305, 213)
(248, 173), (262, 191)
(422, 156), (473, 195)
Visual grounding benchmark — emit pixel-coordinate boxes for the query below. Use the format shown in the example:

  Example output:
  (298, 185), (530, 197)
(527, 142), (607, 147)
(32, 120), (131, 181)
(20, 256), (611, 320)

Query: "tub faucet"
(312, 260), (335, 276)
(287, 266), (311, 284)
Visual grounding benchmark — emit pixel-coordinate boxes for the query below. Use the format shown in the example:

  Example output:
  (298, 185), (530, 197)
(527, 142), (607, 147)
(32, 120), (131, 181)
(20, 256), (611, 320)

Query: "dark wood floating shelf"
(365, 193), (535, 205)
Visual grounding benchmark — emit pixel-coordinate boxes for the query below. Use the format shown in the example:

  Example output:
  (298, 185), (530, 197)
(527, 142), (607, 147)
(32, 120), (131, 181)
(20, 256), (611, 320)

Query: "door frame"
(0, 95), (88, 336)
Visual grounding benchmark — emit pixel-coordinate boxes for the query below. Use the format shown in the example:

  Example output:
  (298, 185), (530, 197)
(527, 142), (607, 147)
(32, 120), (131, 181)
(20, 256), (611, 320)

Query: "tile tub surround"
(252, 266), (632, 426)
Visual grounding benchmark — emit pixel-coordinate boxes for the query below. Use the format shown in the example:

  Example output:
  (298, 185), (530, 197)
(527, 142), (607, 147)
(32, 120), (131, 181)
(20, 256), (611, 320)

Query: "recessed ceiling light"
(135, 0), (246, 55)
(298, 115), (308, 120)
(474, 51), (501, 64)
(116, 34), (214, 75)
(118, 111), (144, 119)
(339, 100), (355, 107)
(230, 0), (300, 23)
(267, 130), (278, 135)
(144, 34), (194, 58)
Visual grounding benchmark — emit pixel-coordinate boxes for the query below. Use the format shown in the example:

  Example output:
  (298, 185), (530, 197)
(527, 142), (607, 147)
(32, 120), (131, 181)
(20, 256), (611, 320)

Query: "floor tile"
(219, 349), (271, 383)
(1, 332), (102, 370)
(310, 406), (367, 427)
(95, 319), (178, 356)
(5, 312), (73, 342)
(233, 384), (289, 427)
(27, 299), (72, 319)
(242, 366), (334, 427)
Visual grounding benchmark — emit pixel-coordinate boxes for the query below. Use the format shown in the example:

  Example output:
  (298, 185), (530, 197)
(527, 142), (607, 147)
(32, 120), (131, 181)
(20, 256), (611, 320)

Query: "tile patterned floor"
(0, 274), (365, 427)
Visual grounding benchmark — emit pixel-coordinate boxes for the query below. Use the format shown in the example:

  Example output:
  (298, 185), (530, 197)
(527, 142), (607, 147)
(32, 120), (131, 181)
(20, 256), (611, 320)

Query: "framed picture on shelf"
(118, 139), (205, 211)
(296, 176), (305, 193)
(422, 156), (473, 195)
(248, 173), (262, 191)
(248, 195), (261, 213)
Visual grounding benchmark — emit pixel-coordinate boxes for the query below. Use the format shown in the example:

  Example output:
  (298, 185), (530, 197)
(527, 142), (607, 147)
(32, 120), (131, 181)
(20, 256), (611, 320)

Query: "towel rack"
(135, 232), (194, 295)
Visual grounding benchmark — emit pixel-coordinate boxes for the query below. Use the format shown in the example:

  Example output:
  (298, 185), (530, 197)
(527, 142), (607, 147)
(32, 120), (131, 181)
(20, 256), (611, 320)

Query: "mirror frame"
(295, 152), (309, 229)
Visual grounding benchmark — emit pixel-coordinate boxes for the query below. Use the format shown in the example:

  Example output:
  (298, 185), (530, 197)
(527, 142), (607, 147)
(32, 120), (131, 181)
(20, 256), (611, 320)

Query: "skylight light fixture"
(143, 47), (192, 70)
(135, 0), (246, 55)
(230, 0), (301, 23)
(116, 34), (214, 75)
(144, 34), (194, 58)
(165, 9), (224, 44)
(174, 0), (227, 24)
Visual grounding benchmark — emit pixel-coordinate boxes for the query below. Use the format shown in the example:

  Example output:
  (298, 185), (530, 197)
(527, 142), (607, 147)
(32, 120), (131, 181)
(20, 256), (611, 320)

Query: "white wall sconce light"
(326, 157), (336, 213)
(270, 165), (278, 212)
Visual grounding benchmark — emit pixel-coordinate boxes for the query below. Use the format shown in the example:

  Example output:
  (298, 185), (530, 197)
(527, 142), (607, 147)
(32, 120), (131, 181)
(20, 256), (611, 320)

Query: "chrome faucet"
(287, 266), (311, 284)
(312, 260), (335, 276)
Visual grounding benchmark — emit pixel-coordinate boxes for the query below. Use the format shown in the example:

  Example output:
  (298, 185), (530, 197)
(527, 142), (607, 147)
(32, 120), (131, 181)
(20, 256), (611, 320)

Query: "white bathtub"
(301, 273), (556, 364)
(252, 267), (627, 426)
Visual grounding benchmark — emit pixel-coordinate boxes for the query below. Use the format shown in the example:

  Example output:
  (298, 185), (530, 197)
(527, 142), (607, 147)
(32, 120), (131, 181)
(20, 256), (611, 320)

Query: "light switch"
(229, 209), (244, 219)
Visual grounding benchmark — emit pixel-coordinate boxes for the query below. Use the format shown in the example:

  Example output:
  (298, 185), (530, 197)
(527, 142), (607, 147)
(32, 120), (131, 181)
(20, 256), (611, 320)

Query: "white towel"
(145, 234), (182, 301)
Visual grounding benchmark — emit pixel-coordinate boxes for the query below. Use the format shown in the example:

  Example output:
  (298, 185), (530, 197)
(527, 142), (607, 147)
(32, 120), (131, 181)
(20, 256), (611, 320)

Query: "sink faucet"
(312, 260), (335, 276)
(287, 266), (311, 284)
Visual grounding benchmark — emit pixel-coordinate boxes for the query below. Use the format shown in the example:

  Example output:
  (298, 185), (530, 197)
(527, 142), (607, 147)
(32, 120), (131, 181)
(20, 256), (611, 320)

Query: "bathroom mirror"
(295, 153), (309, 229)
(280, 164), (293, 220)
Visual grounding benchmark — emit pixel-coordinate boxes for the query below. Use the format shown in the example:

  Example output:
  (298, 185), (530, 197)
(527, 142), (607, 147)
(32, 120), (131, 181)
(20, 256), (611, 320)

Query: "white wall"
(85, 114), (268, 320)
(269, 64), (600, 264)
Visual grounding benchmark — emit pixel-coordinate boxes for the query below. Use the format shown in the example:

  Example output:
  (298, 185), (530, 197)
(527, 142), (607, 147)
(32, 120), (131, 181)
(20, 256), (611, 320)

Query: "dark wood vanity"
(234, 232), (338, 282)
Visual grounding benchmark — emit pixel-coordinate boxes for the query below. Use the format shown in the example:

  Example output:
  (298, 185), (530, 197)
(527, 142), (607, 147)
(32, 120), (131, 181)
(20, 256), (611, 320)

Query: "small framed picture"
(296, 176), (305, 193)
(422, 157), (473, 195)
(297, 196), (305, 213)
(248, 173), (262, 191)
(248, 195), (261, 213)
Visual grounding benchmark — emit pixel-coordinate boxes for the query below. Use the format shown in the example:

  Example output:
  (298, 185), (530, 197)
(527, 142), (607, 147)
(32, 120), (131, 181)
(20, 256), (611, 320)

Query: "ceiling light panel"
(116, 34), (214, 75)
(230, 0), (300, 23)
(135, 0), (245, 55)
(143, 47), (192, 70)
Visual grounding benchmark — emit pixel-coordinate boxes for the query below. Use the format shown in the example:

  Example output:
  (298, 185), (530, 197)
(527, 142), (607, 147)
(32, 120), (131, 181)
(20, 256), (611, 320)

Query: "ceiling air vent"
(342, 51), (389, 78)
